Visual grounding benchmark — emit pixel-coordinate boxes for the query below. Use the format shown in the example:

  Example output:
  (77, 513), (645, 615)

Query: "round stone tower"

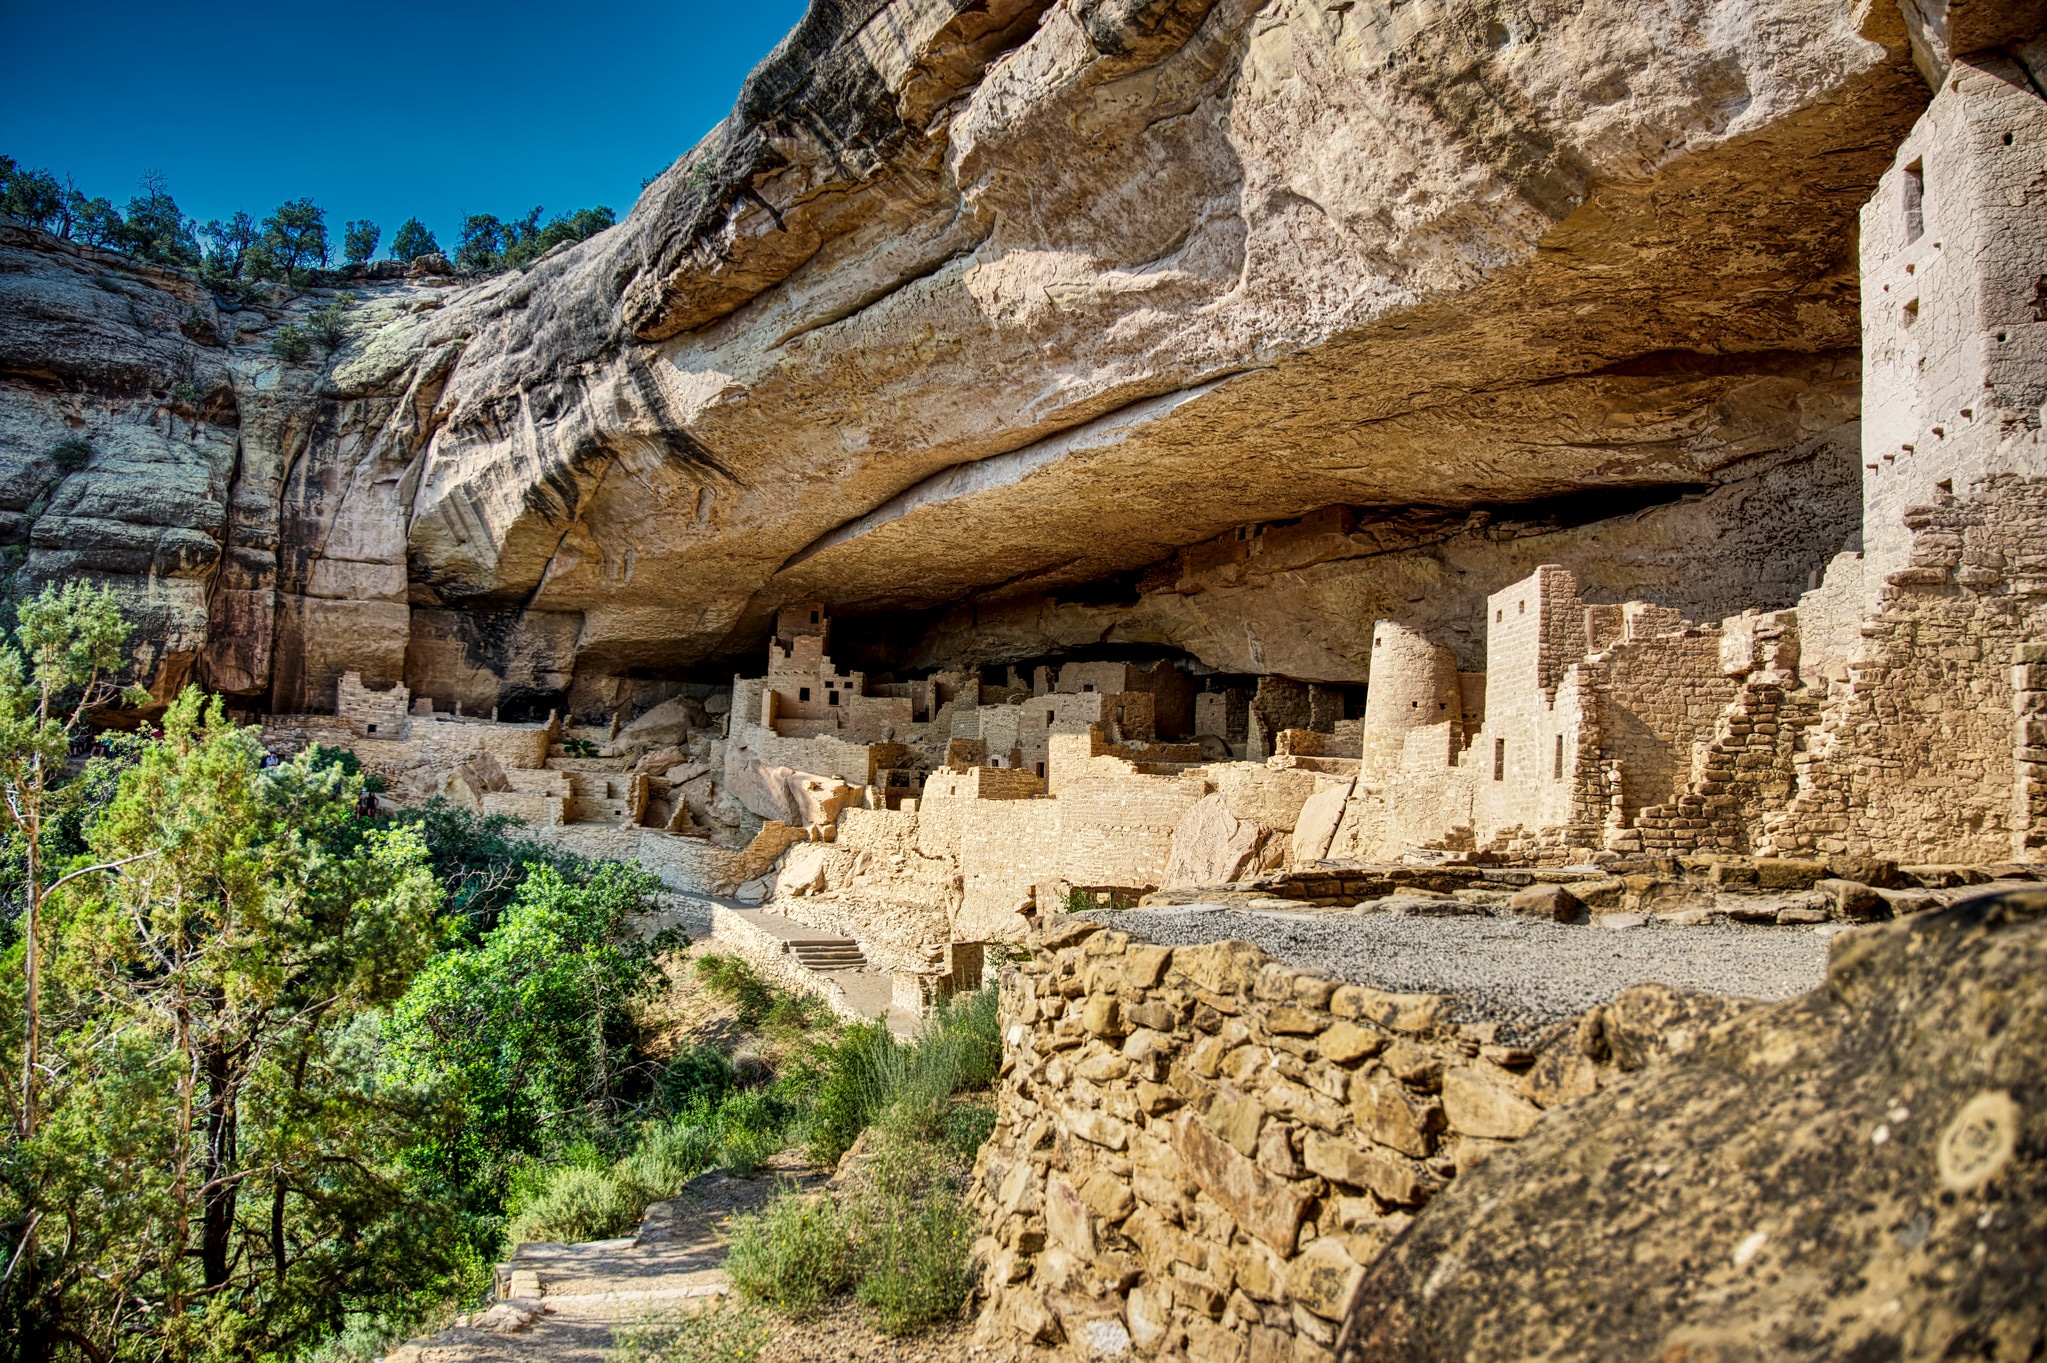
(1362, 621), (1463, 777)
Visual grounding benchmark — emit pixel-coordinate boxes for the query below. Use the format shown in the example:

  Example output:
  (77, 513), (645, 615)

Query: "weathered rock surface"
(1341, 890), (2047, 1361)
(1, 0), (1942, 711)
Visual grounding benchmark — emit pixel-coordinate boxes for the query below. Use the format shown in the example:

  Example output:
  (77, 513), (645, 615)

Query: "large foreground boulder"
(1342, 891), (2047, 1361)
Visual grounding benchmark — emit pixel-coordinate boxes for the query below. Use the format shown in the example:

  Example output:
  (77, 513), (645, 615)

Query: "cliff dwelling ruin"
(4, 0), (2045, 1356)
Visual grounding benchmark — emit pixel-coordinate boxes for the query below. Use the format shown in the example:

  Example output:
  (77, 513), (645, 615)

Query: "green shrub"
(941, 1099), (997, 1162)
(305, 298), (351, 352)
(727, 1128), (978, 1335)
(693, 953), (776, 1026)
(506, 1164), (636, 1244)
(854, 1184), (977, 1335)
(807, 1021), (905, 1164)
(658, 1042), (734, 1114)
(724, 1191), (857, 1316)
(619, 1119), (719, 1194)
(761, 990), (834, 1036)
(51, 436), (91, 473)
(271, 322), (311, 361)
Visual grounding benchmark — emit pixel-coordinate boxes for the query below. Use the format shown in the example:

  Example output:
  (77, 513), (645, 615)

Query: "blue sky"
(0, 1), (809, 253)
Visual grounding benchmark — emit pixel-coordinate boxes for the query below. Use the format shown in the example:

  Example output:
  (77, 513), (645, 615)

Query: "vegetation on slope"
(0, 585), (1004, 1362)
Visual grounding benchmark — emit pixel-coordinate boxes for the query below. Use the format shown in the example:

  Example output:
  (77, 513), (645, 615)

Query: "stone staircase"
(789, 936), (867, 971)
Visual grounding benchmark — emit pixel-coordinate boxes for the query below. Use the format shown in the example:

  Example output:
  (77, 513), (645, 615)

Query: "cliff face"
(0, 0), (1939, 713)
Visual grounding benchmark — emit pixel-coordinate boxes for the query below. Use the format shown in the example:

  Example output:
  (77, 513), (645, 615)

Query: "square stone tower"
(1859, 55), (2047, 580)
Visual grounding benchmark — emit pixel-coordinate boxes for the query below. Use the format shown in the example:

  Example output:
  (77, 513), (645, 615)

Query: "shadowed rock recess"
(10, 0), (2047, 1356)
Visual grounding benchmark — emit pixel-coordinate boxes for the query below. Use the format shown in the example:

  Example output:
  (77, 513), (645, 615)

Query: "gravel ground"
(1088, 908), (1839, 1041)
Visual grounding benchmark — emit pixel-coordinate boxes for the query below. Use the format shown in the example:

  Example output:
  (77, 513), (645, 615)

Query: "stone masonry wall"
(1765, 473), (2047, 861)
(969, 918), (1741, 1363)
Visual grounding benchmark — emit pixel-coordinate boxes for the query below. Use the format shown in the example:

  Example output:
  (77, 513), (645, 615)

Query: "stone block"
(1293, 974), (1339, 1008)
(1285, 1237), (1366, 1322)
(1064, 1107), (1131, 1150)
(1002, 1286), (1064, 1345)
(1814, 877), (1885, 920)
(1078, 1051), (1133, 1082)
(1122, 945), (1174, 988)
(1169, 1111), (1312, 1254)
(1330, 985), (1442, 1033)
(1186, 1316), (1248, 1363)
(1046, 1177), (1096, 1256)
(1442, 1067), (1543, 1140)
(1127, 998), (1179, 1031)
(1257, 1122), (1307, 1178)
(1524, 1046), (1599, 1109)
(1318, 1020), (1387, 1065)
(1174, 940), (1270, 996)
(1205, 1086), (1266, 1155)
(1267, 1006), (1330, 1035)
(1249, 1324), (1293, 1363)
(1084, 930), (1130, 956)
(1825, 855), (1899, 888)
(1040, 919), (1103, 950)
(1752, 858), (1827, 889)
(1570, 875), (1627, 907)
(1081, 1170), (1137, 1222)
(1126, 1283), (1173, 1354)
(1084, 994), (1126, 1037)
(1264, 1078), (1350, 1132)
(1381, 1040), (1444, 1091)
(1352, 1073), (1445, 1156)
(1303, 1133), (1431, 1205)
(1233, 1239), (1288, 1301)
(1509, 882), (1586, 921)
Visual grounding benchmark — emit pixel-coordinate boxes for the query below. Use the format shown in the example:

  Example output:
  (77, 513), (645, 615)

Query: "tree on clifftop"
(199, 211), (260, 279)
(343, 218), (380, 266)
(256, 196), (328, 277)
(388, 217), (439, 263)
(120, 171), (199, 267)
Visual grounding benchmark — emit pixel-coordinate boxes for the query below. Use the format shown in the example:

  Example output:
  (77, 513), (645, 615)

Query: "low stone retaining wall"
(969, 917), (1736, 1362)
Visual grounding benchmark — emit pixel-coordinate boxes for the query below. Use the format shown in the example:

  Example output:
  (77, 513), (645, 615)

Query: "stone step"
(789, 938), (867, 971)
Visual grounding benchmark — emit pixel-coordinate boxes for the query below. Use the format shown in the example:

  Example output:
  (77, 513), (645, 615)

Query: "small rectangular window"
(799, 687), (811, 702)
(828, 691), (839, 706)
(1554, 733), (1564, 780)
(1036, 762), (1046, 777)
(809, 610), (820, 624)
(1494, 738), (1506, 782)
(1903, 158), (1924, 243)
(366, 723), (378, 734)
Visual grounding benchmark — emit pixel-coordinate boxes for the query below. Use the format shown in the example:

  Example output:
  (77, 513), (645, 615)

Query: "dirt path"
(387, 1166), (807, 1363)
(384, 1159), (994, 1363)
